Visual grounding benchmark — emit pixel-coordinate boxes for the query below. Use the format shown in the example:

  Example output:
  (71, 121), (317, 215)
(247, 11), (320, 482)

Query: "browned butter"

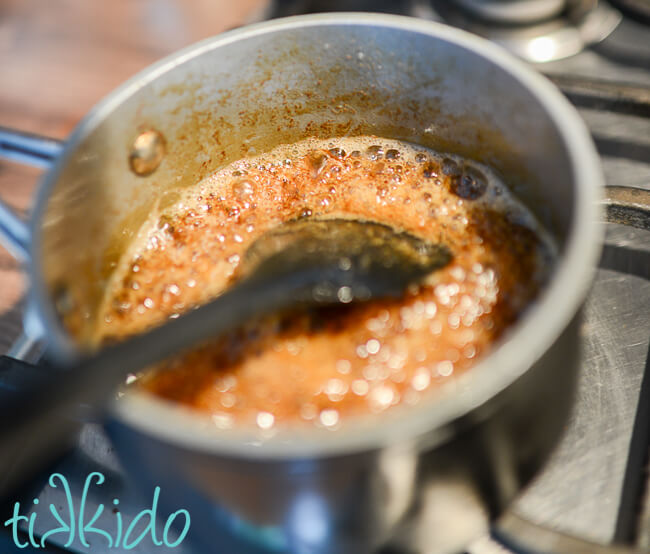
(95, 136), (556, 431)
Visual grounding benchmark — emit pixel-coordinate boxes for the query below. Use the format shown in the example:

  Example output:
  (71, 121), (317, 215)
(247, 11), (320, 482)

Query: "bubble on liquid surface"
(320, 409), (339, 428)
(441, 158), (461, 177)
(308, 150), (329, 177)
(256, 411), (275, 430)
(369, 385), (395, 411)
(352, 379), (369, 396)
(336, 359), (351, 374)
(423, 163), (439, 179)
(366, 145), (384, 160)
(412, 368), (431, 391)
(233, 179), (255, 199)
(451, 166), (488, 200)
(337, 286), (353, 303)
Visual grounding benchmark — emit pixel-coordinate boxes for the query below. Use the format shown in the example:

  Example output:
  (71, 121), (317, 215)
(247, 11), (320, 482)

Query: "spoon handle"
(0, 271), (314, 496)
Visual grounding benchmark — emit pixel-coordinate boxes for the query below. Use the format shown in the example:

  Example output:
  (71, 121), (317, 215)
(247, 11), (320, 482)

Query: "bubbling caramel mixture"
(96, 136), (556, 431)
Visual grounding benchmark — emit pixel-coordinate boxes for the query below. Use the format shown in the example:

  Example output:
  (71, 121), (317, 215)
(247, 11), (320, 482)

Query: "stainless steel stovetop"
(1, 1), (649, 552)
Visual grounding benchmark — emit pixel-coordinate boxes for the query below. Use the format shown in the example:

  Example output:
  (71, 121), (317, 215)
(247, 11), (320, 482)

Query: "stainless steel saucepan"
(0, 13), (603, 553)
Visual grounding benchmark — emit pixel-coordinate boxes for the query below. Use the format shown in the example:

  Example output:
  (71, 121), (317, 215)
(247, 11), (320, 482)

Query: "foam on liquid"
(93, 136), (557, 432)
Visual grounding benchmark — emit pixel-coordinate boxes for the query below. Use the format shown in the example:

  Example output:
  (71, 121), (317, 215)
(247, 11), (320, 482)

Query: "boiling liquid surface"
(96, 136), (556, 431)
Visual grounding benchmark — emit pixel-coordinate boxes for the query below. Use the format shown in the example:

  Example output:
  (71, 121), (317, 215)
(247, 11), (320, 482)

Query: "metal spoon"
(0, 218), (451, 492)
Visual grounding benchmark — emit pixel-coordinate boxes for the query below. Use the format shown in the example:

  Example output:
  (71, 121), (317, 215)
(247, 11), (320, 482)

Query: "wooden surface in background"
(0, 0), (268, 351)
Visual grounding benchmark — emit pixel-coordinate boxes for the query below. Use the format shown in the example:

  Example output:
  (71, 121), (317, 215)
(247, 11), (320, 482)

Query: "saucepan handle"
(0, 126), (64, 261)
(602, 185), (650, 231)
(0, 126), (65, 499)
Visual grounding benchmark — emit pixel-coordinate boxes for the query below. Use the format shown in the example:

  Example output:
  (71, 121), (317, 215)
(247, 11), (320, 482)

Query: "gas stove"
(1, 1), (649, 553)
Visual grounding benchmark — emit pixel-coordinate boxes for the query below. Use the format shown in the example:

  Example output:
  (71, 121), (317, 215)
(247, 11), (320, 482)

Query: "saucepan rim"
(28, 13), (604, 459)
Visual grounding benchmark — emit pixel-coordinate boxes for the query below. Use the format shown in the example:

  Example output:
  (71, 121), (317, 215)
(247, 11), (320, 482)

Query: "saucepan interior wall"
(35, 20), (574, 349)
